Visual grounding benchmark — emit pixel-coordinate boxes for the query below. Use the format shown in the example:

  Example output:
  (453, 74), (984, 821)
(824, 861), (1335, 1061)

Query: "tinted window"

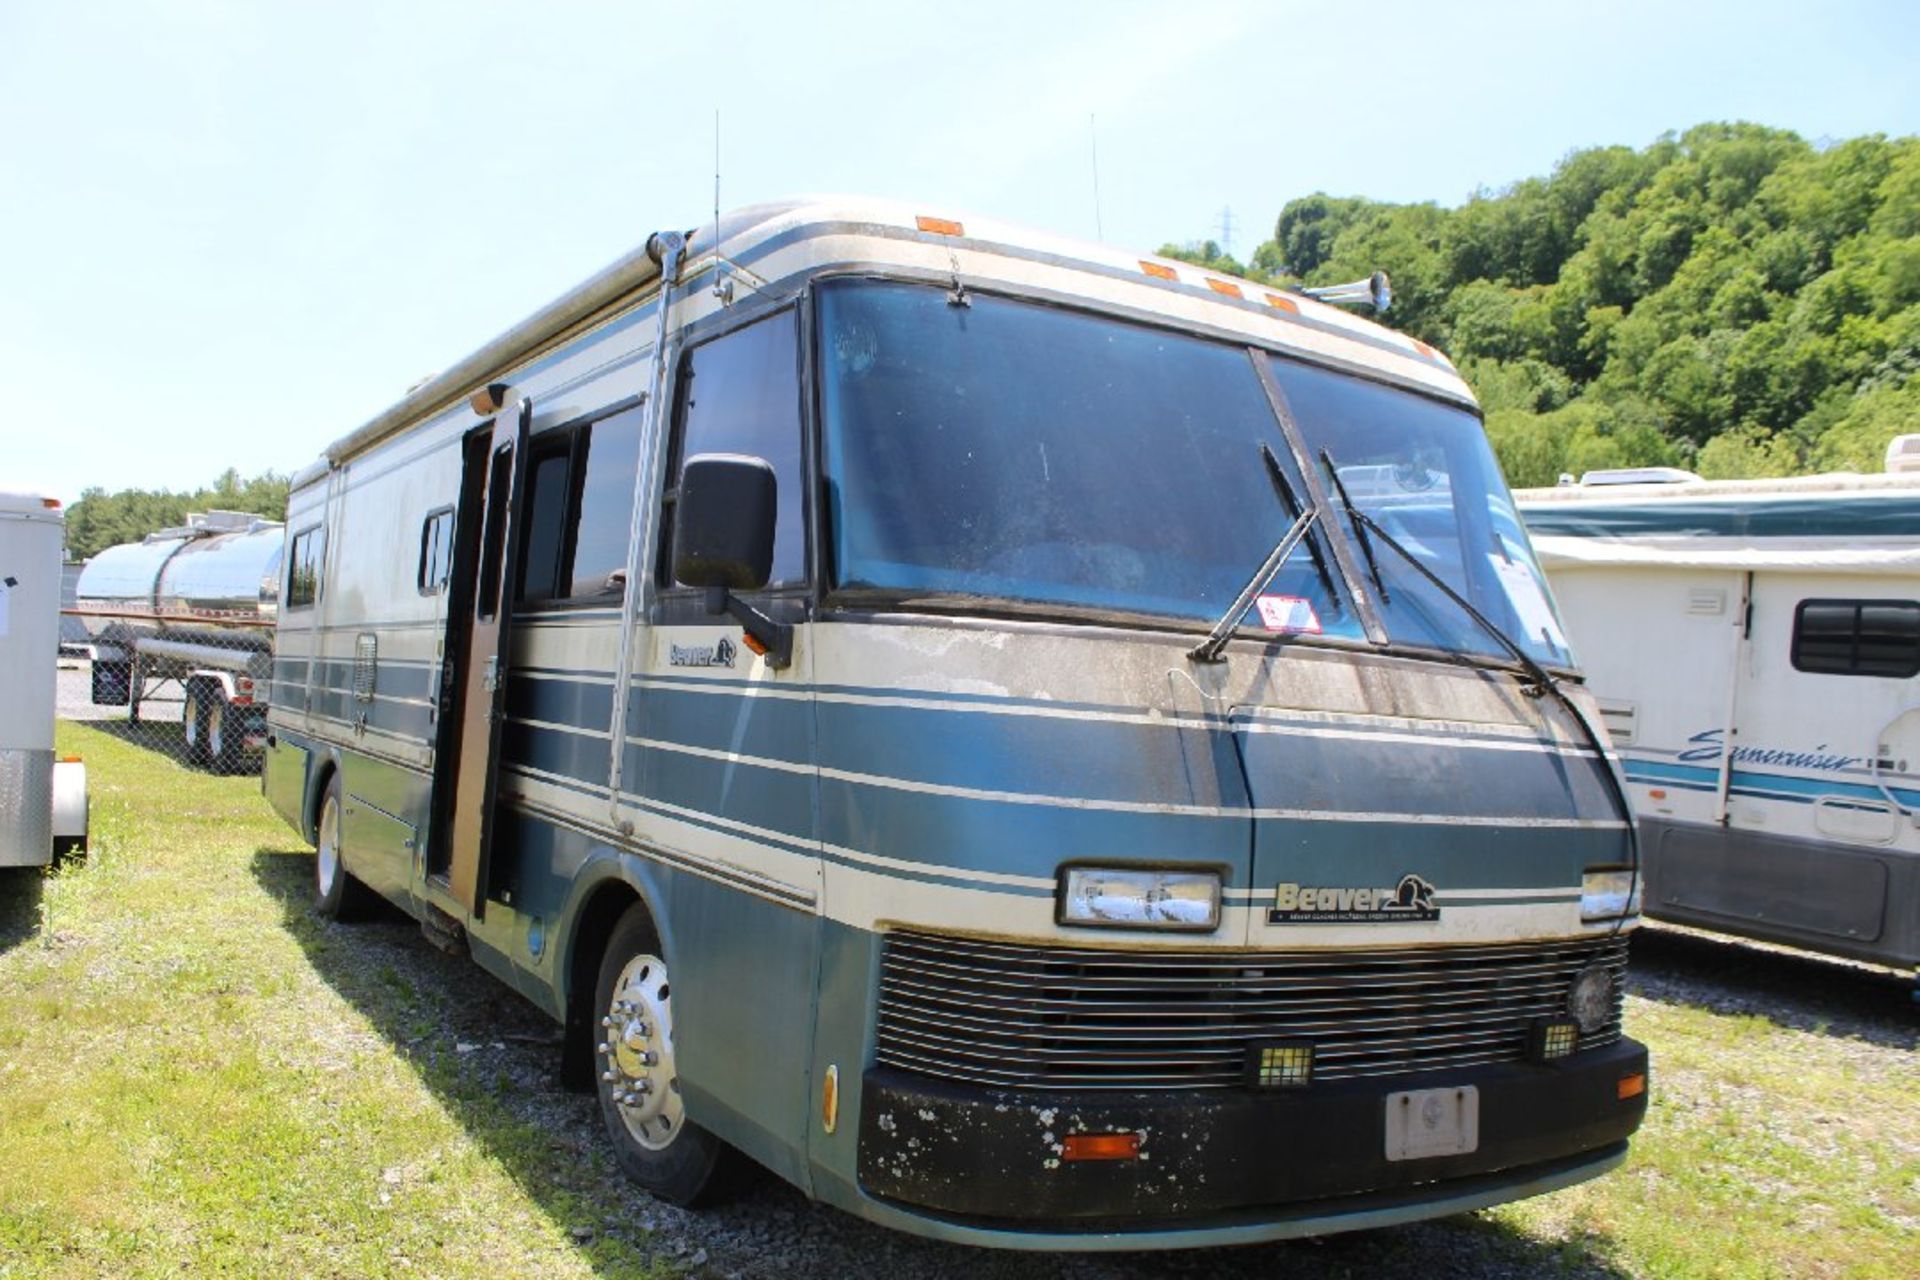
(569, 408), (642, 598)
(816, 281), (1353, 633)
(287, 526), (324, 609)
(1792, 598), (1920, 678)
(418, 507), (454, 594)
(518, 449), (572, 603)
(662, 309), (804, 586)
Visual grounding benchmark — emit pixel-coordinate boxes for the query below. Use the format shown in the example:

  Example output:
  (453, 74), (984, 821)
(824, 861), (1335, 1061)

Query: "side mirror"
(672, 453), (777, 591)
(671, 453), (792, 669)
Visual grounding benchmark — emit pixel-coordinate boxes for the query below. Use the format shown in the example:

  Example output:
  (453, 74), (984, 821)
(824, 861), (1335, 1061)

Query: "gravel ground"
(276, 878), (1916, 1280)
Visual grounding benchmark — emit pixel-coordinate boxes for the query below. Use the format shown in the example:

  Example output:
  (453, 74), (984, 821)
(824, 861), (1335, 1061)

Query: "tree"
(64, 470), (290, 561)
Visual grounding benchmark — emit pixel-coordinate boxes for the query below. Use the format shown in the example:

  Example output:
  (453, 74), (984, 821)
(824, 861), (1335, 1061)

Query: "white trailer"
(1518, 443), (1920, 978)
(1, 490), (88, 867)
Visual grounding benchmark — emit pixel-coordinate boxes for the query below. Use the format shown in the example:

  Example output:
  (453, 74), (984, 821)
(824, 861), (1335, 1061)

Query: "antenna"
(1215, 206), (1237, 258)
(1089, 113), (1105, 242)
(712, 109), (731, 304)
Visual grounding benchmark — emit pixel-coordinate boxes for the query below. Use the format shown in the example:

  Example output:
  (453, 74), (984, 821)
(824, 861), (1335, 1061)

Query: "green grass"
(0, 725), (670, 1279)
(3, 723), (1916, 1277)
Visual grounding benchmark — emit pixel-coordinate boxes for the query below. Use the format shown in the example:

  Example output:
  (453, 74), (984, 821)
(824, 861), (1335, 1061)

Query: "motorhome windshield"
(817, 278), (1565, 664)
(818, 279), (1355, 635)
(1270, 356), (1571, 667)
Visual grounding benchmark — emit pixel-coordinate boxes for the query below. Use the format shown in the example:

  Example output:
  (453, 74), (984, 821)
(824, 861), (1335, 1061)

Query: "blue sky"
(3, 0), (1916, 504)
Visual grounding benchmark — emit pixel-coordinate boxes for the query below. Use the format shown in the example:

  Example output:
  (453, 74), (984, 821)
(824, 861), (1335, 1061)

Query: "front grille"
(876, 930), (1629, 1091)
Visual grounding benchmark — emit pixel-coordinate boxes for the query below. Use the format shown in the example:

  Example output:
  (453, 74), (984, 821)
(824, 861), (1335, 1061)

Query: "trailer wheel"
(184, 685), (211, 765)
(313, 776), (374, 921)
(204, 692), (239, 773)
(593, 904), (739, 1206)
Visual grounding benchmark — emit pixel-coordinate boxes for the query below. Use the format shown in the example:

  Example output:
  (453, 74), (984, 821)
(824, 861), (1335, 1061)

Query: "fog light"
(1530, 1019), (1580, 1062)
(1567, 964), (1617, 1034)
(1058, 866), (1221, 930)
(1250, 1040), (1314, 1088)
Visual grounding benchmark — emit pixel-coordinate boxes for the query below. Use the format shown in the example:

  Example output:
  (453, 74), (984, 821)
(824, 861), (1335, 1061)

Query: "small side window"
(1791, 598), (1920, 678)
(287, 526), (325, 610)
(417, 507), (454, 595)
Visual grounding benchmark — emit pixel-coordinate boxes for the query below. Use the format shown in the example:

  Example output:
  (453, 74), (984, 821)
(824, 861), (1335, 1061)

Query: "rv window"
(661, 309), (804, 587)
(287, 526), (324, 610)
(517, 449), (573, 603)
(568, 407), (643, 598)
(417, 507), (454, 595)
(1791, 598), (1920, 678)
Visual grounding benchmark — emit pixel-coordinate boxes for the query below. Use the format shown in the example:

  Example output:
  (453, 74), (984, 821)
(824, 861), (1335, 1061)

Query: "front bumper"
(857, 1037), (1647, 1232)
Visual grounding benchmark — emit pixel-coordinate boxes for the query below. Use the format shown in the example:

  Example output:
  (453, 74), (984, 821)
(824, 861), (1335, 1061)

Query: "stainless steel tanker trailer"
(73, 511), (284, 770)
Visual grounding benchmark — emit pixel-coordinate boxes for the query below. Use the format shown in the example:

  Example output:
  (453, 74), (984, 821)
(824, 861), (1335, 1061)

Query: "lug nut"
(601, 1070), (619, 1083)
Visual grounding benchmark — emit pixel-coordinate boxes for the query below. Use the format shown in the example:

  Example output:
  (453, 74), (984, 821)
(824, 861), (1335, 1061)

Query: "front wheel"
(593, 905), (738, 1205)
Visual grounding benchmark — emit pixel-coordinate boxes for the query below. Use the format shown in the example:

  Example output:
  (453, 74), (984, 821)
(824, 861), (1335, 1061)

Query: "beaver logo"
(1269, 873), (1440, 924)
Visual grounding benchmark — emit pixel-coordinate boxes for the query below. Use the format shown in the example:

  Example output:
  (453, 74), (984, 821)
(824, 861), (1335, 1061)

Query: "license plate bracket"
(1384, 1085), (1480, 1161)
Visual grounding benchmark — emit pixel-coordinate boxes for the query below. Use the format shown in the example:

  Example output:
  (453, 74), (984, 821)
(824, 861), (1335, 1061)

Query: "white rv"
(0, 490), (89, 867)
(1518, 449), (1920, 977)
(263, 198), (1649, 1249)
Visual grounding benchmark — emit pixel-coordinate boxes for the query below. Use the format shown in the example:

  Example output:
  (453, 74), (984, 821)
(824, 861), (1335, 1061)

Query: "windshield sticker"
(1487, 555), (1567, 652)
(1270, 874), (1439, 924)
(1256, 594), (1322, 634)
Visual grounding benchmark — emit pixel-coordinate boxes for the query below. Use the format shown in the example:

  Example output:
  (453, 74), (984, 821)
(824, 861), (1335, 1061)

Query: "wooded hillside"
(64, 468), (288, 561)
(1163, 123), (1919, 486)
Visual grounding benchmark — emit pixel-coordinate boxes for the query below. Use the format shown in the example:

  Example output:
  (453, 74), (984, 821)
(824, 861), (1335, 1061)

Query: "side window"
(1791, 598), (1920, 678)
(511, 405), (645, 607)
(517, 447), (573, 603)
(660, 309), (804, 587)
(287, 526), (324, 609)
(417, 507), (454, 595)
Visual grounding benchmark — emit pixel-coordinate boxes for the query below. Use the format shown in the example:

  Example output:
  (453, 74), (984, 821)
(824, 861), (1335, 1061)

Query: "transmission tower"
(1215, 206), (1237, 258)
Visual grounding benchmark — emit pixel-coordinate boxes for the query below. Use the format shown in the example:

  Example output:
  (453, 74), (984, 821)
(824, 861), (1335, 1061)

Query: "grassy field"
(1, 723), (1915, 1279)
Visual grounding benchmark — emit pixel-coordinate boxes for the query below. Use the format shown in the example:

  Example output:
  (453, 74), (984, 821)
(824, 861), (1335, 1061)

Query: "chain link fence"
(58, 613), (272, 774)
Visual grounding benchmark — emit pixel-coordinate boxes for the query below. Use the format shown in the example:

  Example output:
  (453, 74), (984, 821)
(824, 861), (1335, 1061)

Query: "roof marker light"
(915, 215), (964, 237)
(1139, 260), (1178, 281)
(1206, 279), (1243, 299)
(1263, 292), (1299, 314)
(43, 497), (62, 509)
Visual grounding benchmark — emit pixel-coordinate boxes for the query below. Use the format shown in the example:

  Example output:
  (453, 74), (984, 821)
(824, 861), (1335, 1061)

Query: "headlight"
(1567, 963), (1618, 1034)
(1580, 867), (1642, 922)
(1058, 866), (1221, 931)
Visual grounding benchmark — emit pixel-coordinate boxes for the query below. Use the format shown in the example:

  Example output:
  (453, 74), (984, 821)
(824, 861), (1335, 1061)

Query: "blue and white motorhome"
(262, 199), (1647, 1250)
(1519, 455), (1920, 978)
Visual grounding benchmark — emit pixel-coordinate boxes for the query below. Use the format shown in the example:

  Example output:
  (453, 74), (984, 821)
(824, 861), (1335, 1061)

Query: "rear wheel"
(313, 776), (374, 921)
(593, 905), (738, 1205)
(204, 694), (238, 773)
(183, 686), (210, 764)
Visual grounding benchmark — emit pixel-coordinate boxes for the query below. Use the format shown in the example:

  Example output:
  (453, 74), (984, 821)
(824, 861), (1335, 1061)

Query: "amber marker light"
(915, 215), (964, 236)
(42, 497), (62, 508)
(822, 1064), (840, 1134)
(1618, 1072), (1647, 1100)
(60, 756), (83, 764)
(1263, 292), (1299, 314)
(1061, 1132), (1142, 1162)
(1139, 260), (1178, 281)
(1206, 279), (1243, 299)
(740, 630), (769, 658)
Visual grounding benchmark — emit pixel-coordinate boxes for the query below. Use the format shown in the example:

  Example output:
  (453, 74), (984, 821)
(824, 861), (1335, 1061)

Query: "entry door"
(437, 398), (532, 917)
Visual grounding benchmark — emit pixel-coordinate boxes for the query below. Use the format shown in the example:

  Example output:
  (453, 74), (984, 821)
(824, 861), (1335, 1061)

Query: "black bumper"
(858, 1038), (1648, 1228)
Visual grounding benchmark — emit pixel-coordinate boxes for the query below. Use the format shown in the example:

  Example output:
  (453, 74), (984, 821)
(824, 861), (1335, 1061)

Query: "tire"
(593, 904), (738, 1206)
(184, 686), (210, 764)
(313, 775), (375, 921)
(205, 693), (238, 774)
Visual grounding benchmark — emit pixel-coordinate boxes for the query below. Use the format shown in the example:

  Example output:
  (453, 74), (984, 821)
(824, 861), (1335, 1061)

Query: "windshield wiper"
(1188, 505), (1319, 665)
(1319, 448), (1389, 604)
(1316, 448), (1641, 930)
(1262, 443), (1339, 604)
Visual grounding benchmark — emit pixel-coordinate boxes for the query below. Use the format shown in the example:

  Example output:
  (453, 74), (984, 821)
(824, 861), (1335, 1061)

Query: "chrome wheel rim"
(316, 796), (340, 898)
(601, 953), (682, 1150)
(207, 700), (225, 760)
(184, 694), (201, 749)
